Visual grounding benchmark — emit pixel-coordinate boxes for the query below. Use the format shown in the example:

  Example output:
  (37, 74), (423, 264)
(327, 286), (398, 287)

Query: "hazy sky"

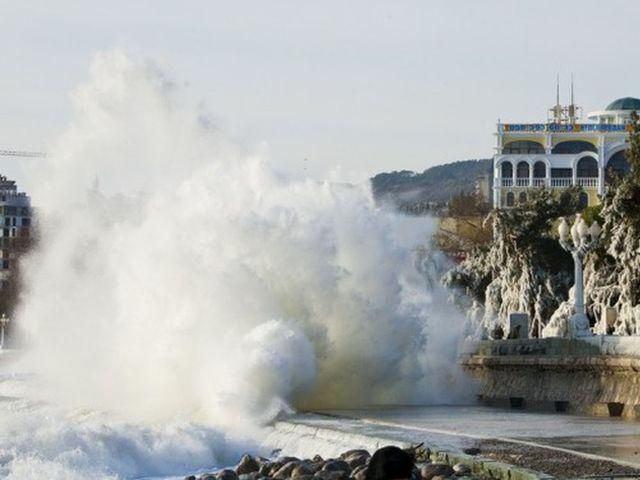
(1, 0), (639, 185)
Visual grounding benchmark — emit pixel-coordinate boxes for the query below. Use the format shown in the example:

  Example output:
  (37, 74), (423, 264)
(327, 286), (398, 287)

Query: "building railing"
(496, 177), (600, 189)
(576, 177), (599, 187)
(550, 178), (573, 187)
(532, 178), (546, 187)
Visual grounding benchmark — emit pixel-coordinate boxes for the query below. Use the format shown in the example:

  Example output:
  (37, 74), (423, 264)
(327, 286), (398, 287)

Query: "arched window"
(506, 192), (515, 207)
(533, 161), (546, 178)
(502, 141), (545, 154)
(552, 141), (598, 154)
(579, 192), (589, 209)
(519, 192), (527, 204)
(576, 157), (598, 178)
(501, 162), (513, 178)
(516, 161), (529, 178)
(606, 150), (630, 183)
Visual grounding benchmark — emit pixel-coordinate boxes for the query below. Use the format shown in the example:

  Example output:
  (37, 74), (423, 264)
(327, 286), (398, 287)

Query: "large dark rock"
(291, 463), (315, 479)
(239, 473), (262, 480)
(259, 464), (272, 477)
(420, 463), (454, 480)
(344, 452), (369, 470)
(237, 455), (261, 475)
(339, 450), (369, 460)
(291, 475), (314, 480)
(218, 470), (239, 480)
(321, 460), (351, 474)
(273, 461), (300, 479)
(313, 471), (347, 480)
(462, 447), (480, 456)
(350, 465), (368, 480)
(184, 476), (196, 480)
(269, 458), (300, 477)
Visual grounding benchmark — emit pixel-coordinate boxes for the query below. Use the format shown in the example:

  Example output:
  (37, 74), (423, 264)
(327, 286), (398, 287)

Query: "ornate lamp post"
(558, 214), (601, 337)
(0, 314), (9, 349)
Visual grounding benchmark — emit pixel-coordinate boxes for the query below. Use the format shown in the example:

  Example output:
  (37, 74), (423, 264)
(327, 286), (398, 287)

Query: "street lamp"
(0, 314), (9, 349)
(558, 214), (601, 337)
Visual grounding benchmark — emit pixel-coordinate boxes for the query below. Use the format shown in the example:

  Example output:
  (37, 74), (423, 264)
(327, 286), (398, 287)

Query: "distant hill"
(370, 159), (492, 211)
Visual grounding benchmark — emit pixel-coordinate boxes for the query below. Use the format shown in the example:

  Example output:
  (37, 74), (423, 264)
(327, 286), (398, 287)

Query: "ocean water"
(0, 360), (255, 479)
(0, 51), (472, 479)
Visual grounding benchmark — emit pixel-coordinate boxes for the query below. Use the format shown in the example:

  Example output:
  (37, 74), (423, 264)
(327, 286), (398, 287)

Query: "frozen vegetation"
(443, 188), (580, 337)
(446, 112), (640, 338)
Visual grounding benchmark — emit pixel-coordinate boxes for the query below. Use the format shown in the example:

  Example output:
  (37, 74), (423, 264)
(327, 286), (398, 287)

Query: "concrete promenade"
(461, 337), (640, 419)
(271, 407), (640, 479)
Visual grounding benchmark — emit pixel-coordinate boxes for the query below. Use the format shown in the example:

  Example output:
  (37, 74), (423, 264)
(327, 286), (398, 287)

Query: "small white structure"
(492, 87), (637, 209)
(508, 313), (529, 339)
(558, 215), (602, 337)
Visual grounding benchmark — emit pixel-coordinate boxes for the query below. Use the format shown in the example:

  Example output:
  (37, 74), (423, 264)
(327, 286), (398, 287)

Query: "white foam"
(1, 50), (472, 478)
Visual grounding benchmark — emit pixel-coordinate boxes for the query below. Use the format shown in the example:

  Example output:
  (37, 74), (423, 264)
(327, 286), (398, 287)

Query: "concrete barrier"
(461, 337), (640, 419)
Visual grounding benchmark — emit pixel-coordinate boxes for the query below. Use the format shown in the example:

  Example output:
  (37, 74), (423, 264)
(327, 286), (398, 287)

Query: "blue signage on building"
(502, 123), (628, 133)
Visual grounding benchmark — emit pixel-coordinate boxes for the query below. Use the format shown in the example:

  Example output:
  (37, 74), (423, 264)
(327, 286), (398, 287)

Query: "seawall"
(264, 416), (552, 480)
(461, 337), (640, 419)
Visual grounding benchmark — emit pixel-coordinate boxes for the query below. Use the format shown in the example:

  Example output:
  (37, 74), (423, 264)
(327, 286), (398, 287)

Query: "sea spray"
(5, 50), (472, 478)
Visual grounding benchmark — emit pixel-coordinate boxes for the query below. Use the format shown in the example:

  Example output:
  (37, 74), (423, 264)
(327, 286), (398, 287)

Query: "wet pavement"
(305, 405), (640, 468)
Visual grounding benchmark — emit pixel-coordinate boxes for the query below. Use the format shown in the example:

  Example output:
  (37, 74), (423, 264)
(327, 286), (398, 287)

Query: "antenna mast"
(549, 74), (564, 123)
(567, 73), (581, 124)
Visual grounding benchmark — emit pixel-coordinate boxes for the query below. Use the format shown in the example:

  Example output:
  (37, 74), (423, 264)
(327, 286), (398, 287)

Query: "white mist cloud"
(17, 50), (471, 432)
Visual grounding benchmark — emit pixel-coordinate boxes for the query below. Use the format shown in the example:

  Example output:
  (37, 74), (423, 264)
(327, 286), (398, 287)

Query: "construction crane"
(0, 150), (46, 158)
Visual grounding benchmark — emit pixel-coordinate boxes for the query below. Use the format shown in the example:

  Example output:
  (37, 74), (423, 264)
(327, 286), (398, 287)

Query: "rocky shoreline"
(477, 439), (640, 479)
(185, 446), (487, 480)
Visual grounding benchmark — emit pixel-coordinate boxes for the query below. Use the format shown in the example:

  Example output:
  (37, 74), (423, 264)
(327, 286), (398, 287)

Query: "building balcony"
(496, 177), (599, 189)
(576, 177), (599, 187)
(532, 178), (546, 187)
(550, 178), (573, 188)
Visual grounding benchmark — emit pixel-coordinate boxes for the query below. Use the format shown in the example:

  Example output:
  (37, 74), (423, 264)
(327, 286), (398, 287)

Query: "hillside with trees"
(370, 158), (492, 214)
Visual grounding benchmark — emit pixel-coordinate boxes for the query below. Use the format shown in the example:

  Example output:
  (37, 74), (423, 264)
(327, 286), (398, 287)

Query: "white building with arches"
(493, 97), (637, 209)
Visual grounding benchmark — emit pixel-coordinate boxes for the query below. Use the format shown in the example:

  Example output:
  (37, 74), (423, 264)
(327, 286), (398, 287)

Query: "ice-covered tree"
(581, 111), (640, 334)
(444, 188), (581, 337)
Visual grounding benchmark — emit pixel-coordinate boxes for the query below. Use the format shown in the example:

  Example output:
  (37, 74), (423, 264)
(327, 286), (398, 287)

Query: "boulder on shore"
(237, 455), (261, 475)
(344, 451), (370, 470)
(350, 464), (368, 480)
(291, 462), (316, 478)
(321, 460), (351, 474)
(421, 463), (454, 480)
(217, 469), (239, 480)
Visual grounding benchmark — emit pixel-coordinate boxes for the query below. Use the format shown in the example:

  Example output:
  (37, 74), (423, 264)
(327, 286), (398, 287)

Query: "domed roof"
(605, 97), (640, 111)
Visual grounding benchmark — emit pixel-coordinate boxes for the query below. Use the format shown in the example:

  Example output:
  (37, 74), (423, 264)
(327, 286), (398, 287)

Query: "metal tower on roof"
(549, 74), (564, 123)
(567, 73), (582, 124)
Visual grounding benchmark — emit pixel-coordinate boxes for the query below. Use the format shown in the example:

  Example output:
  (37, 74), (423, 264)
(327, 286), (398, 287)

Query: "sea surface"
(2, 359), (640, 480)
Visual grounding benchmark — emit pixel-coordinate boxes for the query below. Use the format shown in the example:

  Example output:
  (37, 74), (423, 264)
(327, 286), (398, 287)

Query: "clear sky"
(1, 0), (639, 185)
